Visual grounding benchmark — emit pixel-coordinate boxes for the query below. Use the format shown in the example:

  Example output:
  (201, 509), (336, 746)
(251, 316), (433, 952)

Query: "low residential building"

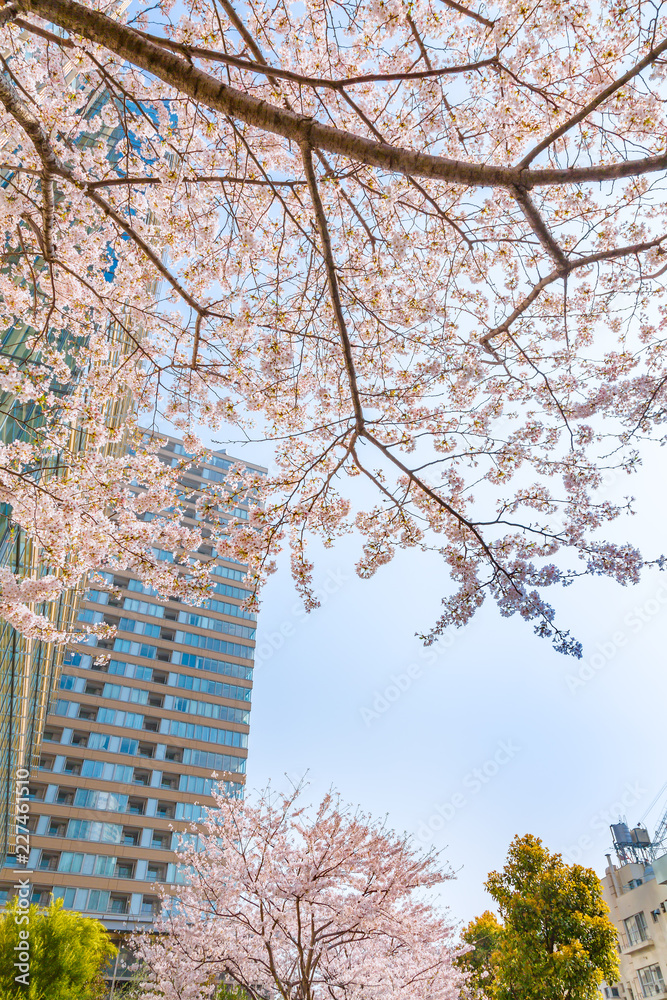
(601, 847), (667, 999)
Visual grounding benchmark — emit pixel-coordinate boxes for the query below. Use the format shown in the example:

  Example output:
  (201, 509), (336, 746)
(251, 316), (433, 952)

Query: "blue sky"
(248, 453), (666, 926)
(169, 418), (667, 929)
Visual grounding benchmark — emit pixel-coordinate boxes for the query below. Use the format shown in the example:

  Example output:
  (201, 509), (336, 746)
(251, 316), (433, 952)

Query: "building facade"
(0, 434), (261, 954)
(0, 317), (134, 862)
(601, 848), (667, 999)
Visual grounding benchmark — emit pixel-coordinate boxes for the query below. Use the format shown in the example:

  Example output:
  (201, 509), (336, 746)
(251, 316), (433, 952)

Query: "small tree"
(133, 785), (465, 1000)
(0, 897), (116, 999)
(484, 835), (619, 1000)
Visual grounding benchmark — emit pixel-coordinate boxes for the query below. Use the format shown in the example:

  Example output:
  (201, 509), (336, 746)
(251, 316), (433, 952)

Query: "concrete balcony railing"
(618, 931), (655, 955)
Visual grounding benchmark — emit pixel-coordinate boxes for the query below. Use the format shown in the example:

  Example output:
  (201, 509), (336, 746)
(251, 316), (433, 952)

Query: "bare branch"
(300, 143), (365, 432)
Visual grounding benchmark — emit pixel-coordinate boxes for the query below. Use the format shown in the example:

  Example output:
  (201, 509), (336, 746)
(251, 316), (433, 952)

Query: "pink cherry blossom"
(0, 0), (666, 653)
(132, 785), (466, 1000)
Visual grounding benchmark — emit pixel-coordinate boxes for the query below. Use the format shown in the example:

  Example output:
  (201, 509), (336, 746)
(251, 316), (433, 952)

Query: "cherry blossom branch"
(17, 0), (667, 190)
(0, 70), (58, 259)
(479, 234), (667, 347)
(85, 174), (306, 188)
(518, 35), (667, 168)
(300, 143), (365, 432)
(0, 67), (219, 322)
(511, 184), (568, 272)
(358, 429), (523, 599)
(437, 0), (494, 28)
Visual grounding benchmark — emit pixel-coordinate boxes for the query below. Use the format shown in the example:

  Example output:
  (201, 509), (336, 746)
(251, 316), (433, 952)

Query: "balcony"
(619, 931), (654, 955)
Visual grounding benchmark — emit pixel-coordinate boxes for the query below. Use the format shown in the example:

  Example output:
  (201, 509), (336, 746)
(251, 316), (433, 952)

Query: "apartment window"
(70, 732), (89, 747)
(115, 861), (135, 880)
(38, 853), (60, 871)
(80, 760), (104, 779)
(66, 820), (123, 844)
(38, 756), (55, 771)
(164, 746), (183, 763)
(107, 895), (129, 914)
(32, 889), (52, 907)
(171, 695), (249, 725)
(143, 718), (159, 732)
(29, 785), (47, 801)
(137, 742), (155, 758)
(148, 694), (164, 708)
(74, 789), (128, 812)
(151, 832), (170, 850)
(55, 789), (74, 806)
(156, 802), (175, 819)
(176, 673), (251, 703)
(173, 651), (253, 681)
(127, 798), (146, 816)
(133, 769), (151, 786)
(93, 855), (116, 877)
(122, 828), (140, 846)
(42, 727), (63, 743)
(625, 911), (649, 946)
(63, 758), (82, 775)
(638, 963), (665, 997)
(160, 773), (178, 790)
(84, 682), (104, 697)
(141, 896), (160, 916)
(146, 863), (167, 883)
(59, 852), (84, 874)
(48, 821), (67, 838)
(184, 748), (246, 773)
(78, 706), (97, 722)
(167, 719), (247, 748)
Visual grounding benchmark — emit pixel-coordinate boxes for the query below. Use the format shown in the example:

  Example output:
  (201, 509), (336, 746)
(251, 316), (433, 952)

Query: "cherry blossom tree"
(131, 784), (465, 1000)
(2, 0), (667, 651)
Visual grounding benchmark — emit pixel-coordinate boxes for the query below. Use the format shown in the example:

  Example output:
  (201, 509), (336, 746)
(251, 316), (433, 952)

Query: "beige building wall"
(601, 854), (667, 999)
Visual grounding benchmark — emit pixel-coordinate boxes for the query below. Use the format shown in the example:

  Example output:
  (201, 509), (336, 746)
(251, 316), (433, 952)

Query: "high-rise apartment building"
(0, 434), (261, 965)
(0, 317), (134, 862)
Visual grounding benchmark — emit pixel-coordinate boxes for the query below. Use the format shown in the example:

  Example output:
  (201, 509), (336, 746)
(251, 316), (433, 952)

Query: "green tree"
(456, 910), (504, 998)
(484, 835), (619, 1000)
(0, 898), (116, 999)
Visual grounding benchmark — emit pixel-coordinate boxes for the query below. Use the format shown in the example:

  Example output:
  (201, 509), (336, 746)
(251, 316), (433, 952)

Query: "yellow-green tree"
(0, 898), (116, 999)
(483, 834), (619, 1000)
(456, 910), (504, 998)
